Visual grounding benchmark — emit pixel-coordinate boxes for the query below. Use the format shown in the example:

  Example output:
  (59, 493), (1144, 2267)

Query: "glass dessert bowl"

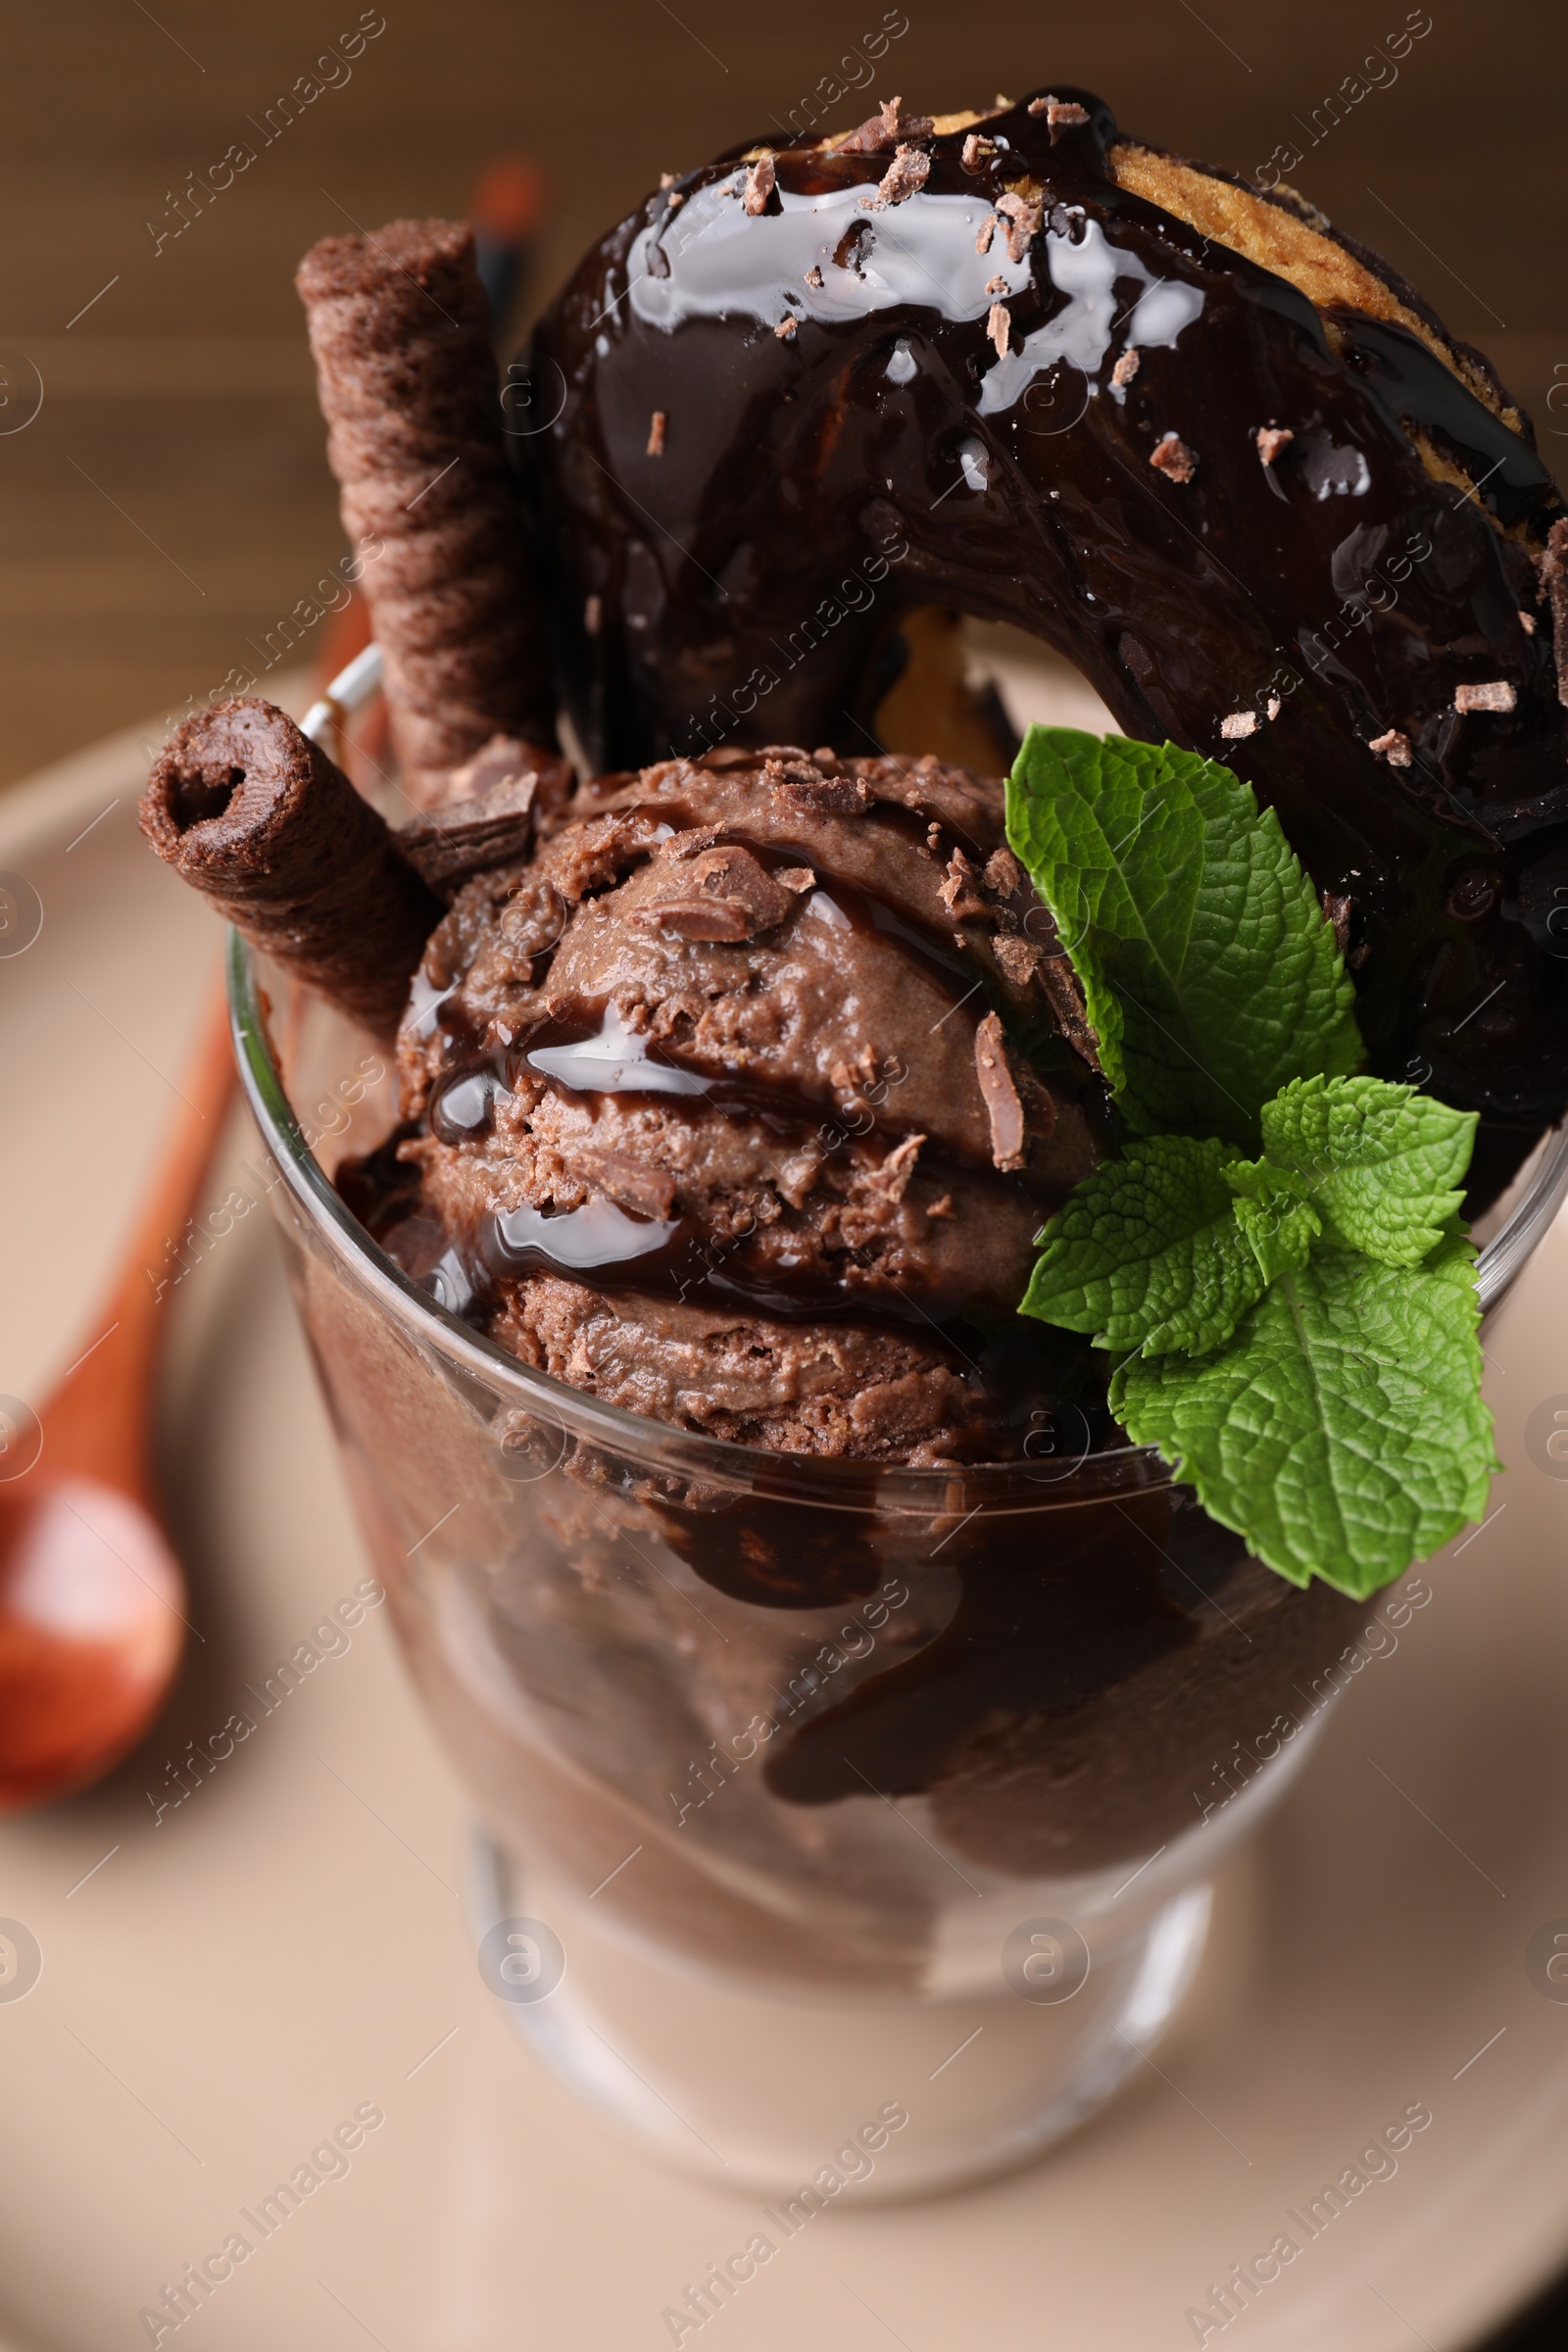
(220, 654), (1568, 2199)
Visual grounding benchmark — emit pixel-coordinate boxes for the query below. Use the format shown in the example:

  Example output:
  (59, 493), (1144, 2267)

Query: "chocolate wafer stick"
(139, 699), (442, 1041)
(295, 217), (559, 808)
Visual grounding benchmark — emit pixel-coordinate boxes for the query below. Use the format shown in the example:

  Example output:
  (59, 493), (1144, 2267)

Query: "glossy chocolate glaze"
(527, 87), (1568, 1170)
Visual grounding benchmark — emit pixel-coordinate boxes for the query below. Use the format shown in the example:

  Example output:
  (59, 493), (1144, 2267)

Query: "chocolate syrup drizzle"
(527, 87), (1568, 1182)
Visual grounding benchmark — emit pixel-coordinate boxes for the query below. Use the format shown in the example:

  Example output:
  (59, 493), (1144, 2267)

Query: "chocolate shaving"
(1031, 947), (1102, 1075)
(860, 145), (930, 211)
(994, 189), (1042, 262)
(1454, 680), (1516, 713)
(986, 303), (1010, 361)
(974, 1011), (1026, 1170)
(1110, 347), (1140, 387)
(1537, 520), (1568, 708)
(295, 219), (559, 809)
(865, 1132), (924, 1202)
(806, 265), (824, 289)
(1369, 727), (1412, 767)
(1320, 891), (1352, 956)
(744, 155), (776, 216)
(939, 848), (988, 921)
(1221, 710), (1258, 739)
(140, 698), (441, 1041)
(647, 410), (666, 456)
(838, 96), (934, 153)
(975, 216), (996, 257)
(984, 846), (1022, 895)
(991, 933), (1042, 987)
(1255, 424), (1295, 465)
(1150, 431), (1198, 483)
(775, 315), (798, 341)
(1047, 99), (1089, 131)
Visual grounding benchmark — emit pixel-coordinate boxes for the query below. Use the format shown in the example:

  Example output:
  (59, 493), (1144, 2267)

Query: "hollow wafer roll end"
(295, 218), (561, 809)
(139, 698), (442, 1041)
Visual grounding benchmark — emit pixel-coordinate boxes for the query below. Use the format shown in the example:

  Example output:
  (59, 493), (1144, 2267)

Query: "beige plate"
(3, 692), (1568, 2352)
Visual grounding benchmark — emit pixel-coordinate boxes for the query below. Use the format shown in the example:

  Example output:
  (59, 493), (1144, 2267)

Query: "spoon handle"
(41, 975), (237, 1498)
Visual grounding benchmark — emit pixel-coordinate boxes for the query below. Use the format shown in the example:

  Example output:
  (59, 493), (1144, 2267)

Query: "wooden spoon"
(0, 979), (235, 1810)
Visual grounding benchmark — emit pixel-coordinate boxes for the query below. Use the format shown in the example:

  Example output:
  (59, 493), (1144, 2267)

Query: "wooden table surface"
(0, 0), (1562, 788)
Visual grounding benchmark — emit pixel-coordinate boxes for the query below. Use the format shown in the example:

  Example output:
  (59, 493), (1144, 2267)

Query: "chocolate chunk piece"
(566, 1149), (678, 1222)
(396, 736), (570, 896)
(743, 155), (776, 215)
(140, 698), (441, 1040)
(765, 754), (870, 815)
(636, 843), (801, 940)
(1255, 425), (1294, 465)
(1221, 710), (1258, 738)
(1110, 347), (1140, 387)
(1369, 728), (1413, 767)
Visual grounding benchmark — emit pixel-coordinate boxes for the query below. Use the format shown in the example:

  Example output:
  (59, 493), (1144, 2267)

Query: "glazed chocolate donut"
(526, 87), (1568, 1193)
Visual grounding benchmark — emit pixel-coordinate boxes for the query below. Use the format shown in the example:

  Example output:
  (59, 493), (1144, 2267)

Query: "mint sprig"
(1023, 1135), (1285, 1357)
(1108, 1236), (1495, 1597)
(1006, 728), (1360, 1147)
(1256, 1074), (1473, 1266)
(1007, 728), (1497, 1597)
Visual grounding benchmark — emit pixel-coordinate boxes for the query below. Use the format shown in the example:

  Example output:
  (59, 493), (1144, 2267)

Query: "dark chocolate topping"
(527, 88), (1568, 1153)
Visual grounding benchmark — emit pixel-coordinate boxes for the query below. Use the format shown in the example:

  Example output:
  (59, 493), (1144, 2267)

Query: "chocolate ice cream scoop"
(353, 745), (1112, 1462)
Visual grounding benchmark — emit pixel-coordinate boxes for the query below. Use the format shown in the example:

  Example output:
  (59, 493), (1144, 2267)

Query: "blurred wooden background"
(1, 0), (1563, 788)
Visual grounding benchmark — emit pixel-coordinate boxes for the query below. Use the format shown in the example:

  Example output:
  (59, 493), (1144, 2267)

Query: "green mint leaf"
(1258, 1075), (1477, 1267)
(1022, 1136), (1268, 1356)
(1107, 1233), (1498, 1596)
(1231, 1185), (1321, 1285)
(1005, 728), (1360, 1147)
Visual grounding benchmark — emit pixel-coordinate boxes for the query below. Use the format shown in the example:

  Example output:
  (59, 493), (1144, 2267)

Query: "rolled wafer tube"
(295, 217), (561, 808)
(139, 699), (442, 1041)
